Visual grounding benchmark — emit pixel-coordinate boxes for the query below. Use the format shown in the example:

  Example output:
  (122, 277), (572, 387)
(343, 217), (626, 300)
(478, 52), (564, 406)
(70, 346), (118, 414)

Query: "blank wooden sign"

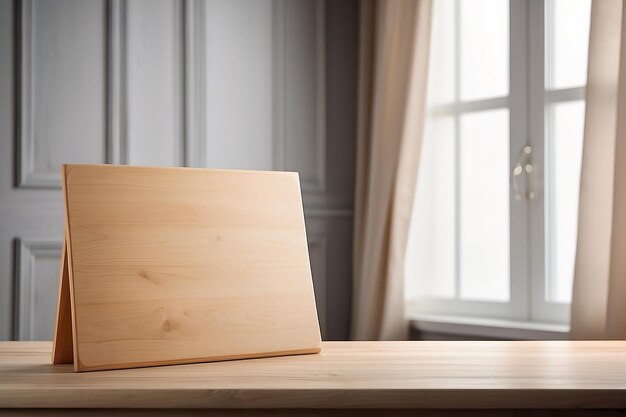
(52, 164), (321, 372)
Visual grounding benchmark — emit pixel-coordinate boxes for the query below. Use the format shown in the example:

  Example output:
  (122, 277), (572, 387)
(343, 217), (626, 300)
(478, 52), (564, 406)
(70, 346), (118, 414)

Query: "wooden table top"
(1, 341), (626, 410)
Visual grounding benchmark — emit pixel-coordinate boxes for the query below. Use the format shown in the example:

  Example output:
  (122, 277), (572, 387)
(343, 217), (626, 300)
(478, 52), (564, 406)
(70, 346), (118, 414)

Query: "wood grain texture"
(2, 410), (626, 417)
(1, 341), (626, 410)
(59, 164), (321, 372)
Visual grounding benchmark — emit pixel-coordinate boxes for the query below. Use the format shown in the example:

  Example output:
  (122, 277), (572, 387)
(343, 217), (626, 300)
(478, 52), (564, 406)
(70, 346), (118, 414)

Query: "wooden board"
(51, 238), (73, 365)
(4, 341), (626, 410)
(54, 164), (321, 372)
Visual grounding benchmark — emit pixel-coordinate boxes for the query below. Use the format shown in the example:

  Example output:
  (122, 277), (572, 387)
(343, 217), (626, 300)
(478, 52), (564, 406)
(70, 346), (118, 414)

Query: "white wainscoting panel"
(308, 234), (328, 338)
(17, 0), (107, 188)
(125, 0), (185, 166)
(14, 239), (63, 341)
(306, 215), (354, 340)
(202, 0), (274, 170)
(275, 0), (326, 191)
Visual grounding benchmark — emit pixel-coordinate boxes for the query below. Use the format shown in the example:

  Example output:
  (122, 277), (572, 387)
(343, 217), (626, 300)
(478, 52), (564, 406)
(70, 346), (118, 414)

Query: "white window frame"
(409, 0), (587, 326)
(529, 0), (584, 324)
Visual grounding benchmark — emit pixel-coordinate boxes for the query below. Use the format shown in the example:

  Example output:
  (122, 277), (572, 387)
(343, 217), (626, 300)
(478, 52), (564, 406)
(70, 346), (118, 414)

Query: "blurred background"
(2, 0), (622, 343)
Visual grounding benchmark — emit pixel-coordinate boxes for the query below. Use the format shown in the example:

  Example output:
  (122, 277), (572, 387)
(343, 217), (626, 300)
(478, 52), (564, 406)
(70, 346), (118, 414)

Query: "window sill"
(410, 314), (570, 340)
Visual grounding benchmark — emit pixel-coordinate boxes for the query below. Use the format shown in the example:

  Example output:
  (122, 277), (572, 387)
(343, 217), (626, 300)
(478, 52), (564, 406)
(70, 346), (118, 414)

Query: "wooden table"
(1, 341), (625, 416)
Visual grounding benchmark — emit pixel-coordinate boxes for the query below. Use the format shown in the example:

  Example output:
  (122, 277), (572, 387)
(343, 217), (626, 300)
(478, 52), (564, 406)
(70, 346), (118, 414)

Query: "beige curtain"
(351, 0), (432, 340)
(571, 0), (626, 339)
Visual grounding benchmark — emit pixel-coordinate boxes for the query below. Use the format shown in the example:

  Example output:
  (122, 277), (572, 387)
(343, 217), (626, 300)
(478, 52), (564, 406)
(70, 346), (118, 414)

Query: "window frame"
(409, 0), (588, 326)
(529, 0), (585, 324)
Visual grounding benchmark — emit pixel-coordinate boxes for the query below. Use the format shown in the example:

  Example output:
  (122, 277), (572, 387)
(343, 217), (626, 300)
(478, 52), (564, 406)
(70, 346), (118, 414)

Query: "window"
(405, 0), (591, 325)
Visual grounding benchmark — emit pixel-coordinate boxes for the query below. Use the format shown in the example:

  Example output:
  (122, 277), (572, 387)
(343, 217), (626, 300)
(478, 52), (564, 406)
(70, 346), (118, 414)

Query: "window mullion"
(527, 0), (548, 322)
(509, 0), (532, 320)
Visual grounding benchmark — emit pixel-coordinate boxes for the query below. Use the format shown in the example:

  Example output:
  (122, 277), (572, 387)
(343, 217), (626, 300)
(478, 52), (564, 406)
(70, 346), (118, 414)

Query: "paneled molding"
(16, 0), (58, 188)
(307, 234), (328, 338)
(17, 0), (327, 184)
(110, 0), (186, 166)
(13, 239), (63, 341)
(17, 0), (109, 188)
(16, 0), (37, 187)
(172, 0), (186, 166)
(310, 0), (327, 193)
(272, 0), (326, 192)
(183, 0), (207, 168)
(106, 0), (128, 164)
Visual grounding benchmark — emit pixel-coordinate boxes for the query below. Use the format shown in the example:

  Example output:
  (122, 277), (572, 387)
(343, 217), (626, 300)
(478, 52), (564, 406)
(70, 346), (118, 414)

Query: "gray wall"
(0, 0), (358, 341)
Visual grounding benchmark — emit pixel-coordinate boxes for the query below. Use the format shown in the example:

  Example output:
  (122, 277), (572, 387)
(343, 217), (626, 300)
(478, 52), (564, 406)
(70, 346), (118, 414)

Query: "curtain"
(351, 0), (432, 340)
(571, 0), (626, 339)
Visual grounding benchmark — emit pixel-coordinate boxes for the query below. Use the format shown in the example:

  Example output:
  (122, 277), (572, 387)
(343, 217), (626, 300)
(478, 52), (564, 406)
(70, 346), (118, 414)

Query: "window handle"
(512, 146), (535, 201)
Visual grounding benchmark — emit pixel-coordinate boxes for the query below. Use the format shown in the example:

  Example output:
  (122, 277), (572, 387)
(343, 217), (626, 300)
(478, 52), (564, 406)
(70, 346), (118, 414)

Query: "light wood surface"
(57, 164), (321, 372)
(2, 341), (626, 410)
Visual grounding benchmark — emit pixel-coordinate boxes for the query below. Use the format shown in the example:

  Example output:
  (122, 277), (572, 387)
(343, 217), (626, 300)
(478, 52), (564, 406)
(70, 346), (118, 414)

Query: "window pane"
(406, 116), (456, 299)
(460, 109), (510, 302)
(546, 101), (585, 303)
(427, 0), (456, 106)
(460, 0), (509, 101)
(545, 0), (591, 90)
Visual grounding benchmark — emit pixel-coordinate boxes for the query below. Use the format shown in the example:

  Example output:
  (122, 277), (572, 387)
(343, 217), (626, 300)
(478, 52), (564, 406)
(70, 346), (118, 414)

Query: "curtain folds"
(351, 0), (432, 340)
(571, 0), (626, 339)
